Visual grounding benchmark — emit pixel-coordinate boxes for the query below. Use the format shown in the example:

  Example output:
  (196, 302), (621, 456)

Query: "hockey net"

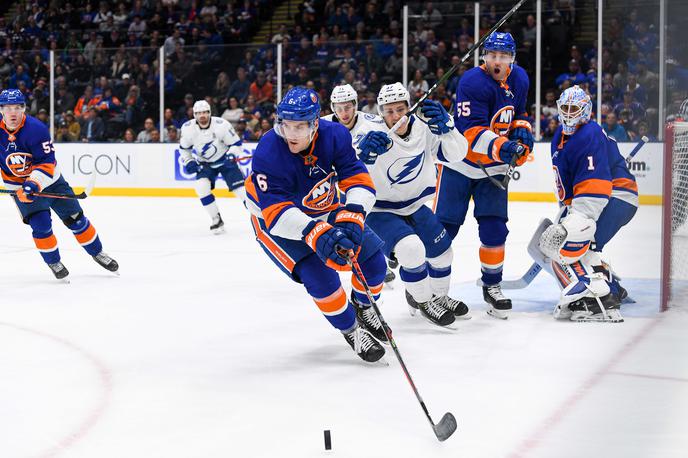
(662, 121), (688, 310)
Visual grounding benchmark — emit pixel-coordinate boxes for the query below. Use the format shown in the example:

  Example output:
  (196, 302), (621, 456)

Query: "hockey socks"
(479, 244), (505, 285)
(67, 215), (103, 256)
(28, 211), (60, 265)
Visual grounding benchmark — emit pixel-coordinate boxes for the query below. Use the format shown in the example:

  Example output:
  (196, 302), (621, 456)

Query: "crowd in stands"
(0, 0), (683, 143)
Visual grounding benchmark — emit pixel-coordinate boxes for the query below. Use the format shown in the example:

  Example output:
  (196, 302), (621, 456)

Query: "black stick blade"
(433, 412), (457, 441)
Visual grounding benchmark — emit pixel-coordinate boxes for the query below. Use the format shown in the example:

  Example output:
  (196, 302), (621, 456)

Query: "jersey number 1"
(587, 156), (594, 170)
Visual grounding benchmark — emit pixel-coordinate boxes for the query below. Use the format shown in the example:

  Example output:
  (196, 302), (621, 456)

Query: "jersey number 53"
(456, 101), (471, 117)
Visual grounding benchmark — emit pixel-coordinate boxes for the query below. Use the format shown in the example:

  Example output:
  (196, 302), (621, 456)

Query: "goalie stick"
(389, 0), (527, 133)
(344, 250), (457, 442)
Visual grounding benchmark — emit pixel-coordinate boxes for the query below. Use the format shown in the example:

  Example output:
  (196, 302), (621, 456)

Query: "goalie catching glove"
(539, 212), (596, 264)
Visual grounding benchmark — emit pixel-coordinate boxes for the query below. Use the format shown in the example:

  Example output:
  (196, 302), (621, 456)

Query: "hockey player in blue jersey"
(433, 32), (531, 319)
(358, 83), (471, 328)
(538, 85), (637, 322)
(0, 89), (118, 280)
(244, 87), (388, 363)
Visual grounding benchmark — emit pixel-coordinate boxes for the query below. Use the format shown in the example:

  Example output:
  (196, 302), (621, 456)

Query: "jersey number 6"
(456, 101), (471, 117)
(256, 173), (268, 192)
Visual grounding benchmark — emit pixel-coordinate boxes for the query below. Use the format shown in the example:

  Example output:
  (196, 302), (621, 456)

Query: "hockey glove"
(489, 139), (528, 166)
(302, 220), (355, 271)
(183, 160), (200, 174)
(330, 204), (365, 255)
(358, 130), (391, 165)
(418, 99), (454, 135)
(509, 119), (534, 152)
(16, 179), (39, 203)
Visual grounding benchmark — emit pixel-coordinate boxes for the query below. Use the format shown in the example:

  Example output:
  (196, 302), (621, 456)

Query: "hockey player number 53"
(256, 173), (268, 191)
(42, 141), (55, 154)
(456, 101), (471, 117)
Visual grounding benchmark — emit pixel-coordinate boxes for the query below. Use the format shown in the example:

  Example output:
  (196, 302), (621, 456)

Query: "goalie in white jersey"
(179, 100), (247, 233)
(361, 83), (471, 327)
(321, 84), (397, 286)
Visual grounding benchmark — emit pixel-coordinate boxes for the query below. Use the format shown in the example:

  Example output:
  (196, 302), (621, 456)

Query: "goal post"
(661, 121), (688, 311)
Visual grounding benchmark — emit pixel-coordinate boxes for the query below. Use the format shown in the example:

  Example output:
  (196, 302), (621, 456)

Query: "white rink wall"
(53, 141), (664, 203)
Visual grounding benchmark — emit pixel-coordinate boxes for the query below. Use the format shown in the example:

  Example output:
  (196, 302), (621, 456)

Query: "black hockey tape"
(324, 430), (331, 450)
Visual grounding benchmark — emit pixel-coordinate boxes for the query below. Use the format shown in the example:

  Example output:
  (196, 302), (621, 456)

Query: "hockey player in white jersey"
(179, 100), (247, 233)
(361, 83), (471, 327)
(321, 84), (398, 286)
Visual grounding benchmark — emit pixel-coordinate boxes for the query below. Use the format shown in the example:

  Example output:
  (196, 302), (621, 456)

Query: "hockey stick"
(476, 149), (523, 191)
(344, 251), (457, 442)
(0, 170), (97, 200)
(390, 0), (527, 133)
(626, 135), (649, 164)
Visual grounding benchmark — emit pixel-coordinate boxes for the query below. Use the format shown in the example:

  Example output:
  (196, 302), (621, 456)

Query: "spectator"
(81, 107), (105, 142)
(55, 86), (75, 115)
(522, 14), (537, 48)
(227, 67), (250, 105)
(602, 112), (628, 142)
(555, 60), (586, 89)
(360, 91), (378, 115)
(164, 27), (185, 57)
(624, 74), (647, 106)
(421, 2), (443, 29)
(542, 89), (559, 119)
(613, 62), (629, 93)
(36, 108), (49, 126)
(249, 71), (274, 107)
(164, 125), (179, 143)
(9, 64), (32, 89)
(221, 96), (244, 127)
(408, 69), (429, 104)
(64, 110), (81, 140)
(235, 117), (253, 142)
(56, 120), (77, 142)
(408, 46), (428, 76)
(150, 129), (160, 143)
(128, 15), (147, 38)
(74, 85), (96, 119)
(613, 91), (645, 126)
(122, 128), (136, 142)
(137, 118), (156, 142)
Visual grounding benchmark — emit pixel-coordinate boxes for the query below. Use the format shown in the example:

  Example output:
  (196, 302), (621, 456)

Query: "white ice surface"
(1, 197), (686, 458)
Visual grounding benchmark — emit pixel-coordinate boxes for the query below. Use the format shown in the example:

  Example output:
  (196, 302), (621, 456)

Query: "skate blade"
(487, 308), (509, 320)
(419, 315), (458, 330)
(571, 312), (624, 323)
(57, 277), (70, 284)
(383, 281), (395, 289)
(454, 313), (472, 320)
(621, 295), (636, 304)
(212, 228), (226, 235)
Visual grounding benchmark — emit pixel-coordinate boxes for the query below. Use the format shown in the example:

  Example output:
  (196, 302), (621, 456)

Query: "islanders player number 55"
(0, 89), (118, 281)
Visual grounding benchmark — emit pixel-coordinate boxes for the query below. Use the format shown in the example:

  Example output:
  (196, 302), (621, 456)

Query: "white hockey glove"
(539, 212), (596, 264)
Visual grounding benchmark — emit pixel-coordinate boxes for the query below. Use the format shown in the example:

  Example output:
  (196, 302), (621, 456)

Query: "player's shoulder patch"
(213, 117), (223, 124)
(182, 120), (192, 127)
(363, 113), (384, 123)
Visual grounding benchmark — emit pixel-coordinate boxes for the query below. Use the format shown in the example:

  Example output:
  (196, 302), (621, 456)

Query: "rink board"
(14, 141), (665, 204)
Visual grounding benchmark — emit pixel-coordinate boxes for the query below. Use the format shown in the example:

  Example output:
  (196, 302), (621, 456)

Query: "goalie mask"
(557, 85), (592, 135)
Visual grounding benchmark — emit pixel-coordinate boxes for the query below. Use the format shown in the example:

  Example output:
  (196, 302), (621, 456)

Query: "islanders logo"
(553, 165), (566, 201)
(489, 105), (515, 136)
(386, 152), (425, 185)
(5, 152), (32, 177)
(302, 171), (337, 211)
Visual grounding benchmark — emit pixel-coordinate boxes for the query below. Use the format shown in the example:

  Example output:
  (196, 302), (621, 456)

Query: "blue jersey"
(0, 114), (58, 191)
(245, 120), (376, 240)
(446, 64), (529, 178)
(551, 121), (638, 220)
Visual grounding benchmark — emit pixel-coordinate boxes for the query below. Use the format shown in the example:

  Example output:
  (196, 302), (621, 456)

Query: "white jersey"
(321, 111), (385, 157)
(367, 116), (468, 216)
(179, 116), (242, 164)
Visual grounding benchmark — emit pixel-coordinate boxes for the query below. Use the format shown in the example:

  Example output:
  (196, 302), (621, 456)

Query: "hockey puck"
(324, 430), (331, 450)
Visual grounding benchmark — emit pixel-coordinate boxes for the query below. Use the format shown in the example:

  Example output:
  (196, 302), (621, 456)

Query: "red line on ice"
(0, 322), (112, 458)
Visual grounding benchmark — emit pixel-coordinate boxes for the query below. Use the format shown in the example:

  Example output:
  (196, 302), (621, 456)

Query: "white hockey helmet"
(193, 100), (211, 114)
(377, 82), (410, 117)
(330, 84), (358, 111)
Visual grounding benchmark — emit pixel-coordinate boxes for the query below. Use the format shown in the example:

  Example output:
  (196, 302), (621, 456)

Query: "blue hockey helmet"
(275, 87), (321, 141)
(276, 87), (321, 122)
(483, 32), (516, 55)
(557, 85), (593, 135)
(0, 89), (26, 106)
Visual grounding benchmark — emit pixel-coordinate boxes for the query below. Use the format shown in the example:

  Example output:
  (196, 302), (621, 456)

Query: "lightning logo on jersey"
(387, 152), (425, 185)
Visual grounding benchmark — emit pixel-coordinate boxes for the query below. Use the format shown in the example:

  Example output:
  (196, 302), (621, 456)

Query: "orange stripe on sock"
(314, 287), (348, 315)
(34, 234), (57, 251)
(75, 223), (97, 245)
(351, 275), (383, 295)
(479, 245), (505, 266)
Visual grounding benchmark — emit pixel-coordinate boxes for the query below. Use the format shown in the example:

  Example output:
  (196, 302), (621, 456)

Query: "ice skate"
(406, 292), (455, 328)
(210, 214), (225, 234)
(435, 295), (471, 320)
(350, 295), (389, 344)
(568, 294), (624, 323)
(93, 251), (119, 275)
(483, 284), (512, 320)
(343, 325), (386, 363)
(387, 253), (399, 269)
(48, 261), (70, 282)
